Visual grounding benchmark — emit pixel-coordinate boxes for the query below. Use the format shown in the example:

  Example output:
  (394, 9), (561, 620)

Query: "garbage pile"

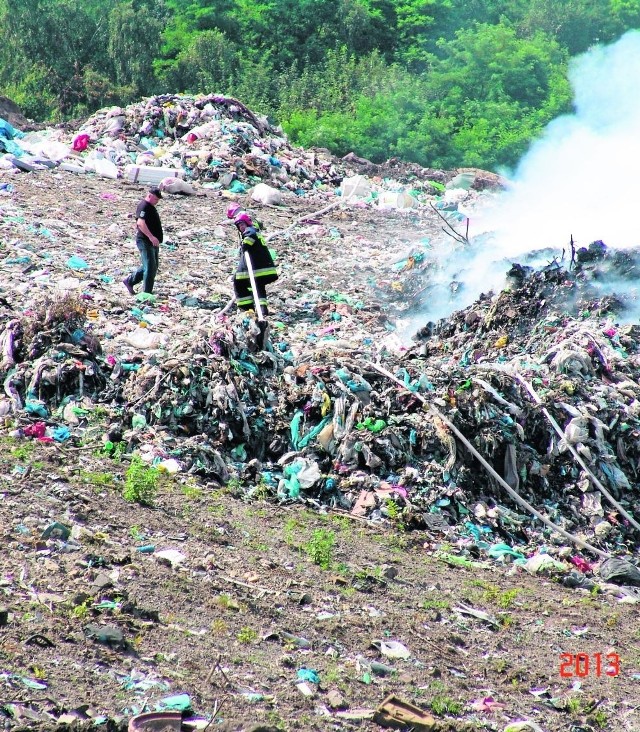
(0, 93), (346, 193)
(1, 93), (506, 215)
(1, 93), (638, 559)
(2, 241), (640, 562)
(0, 292), (107, 433)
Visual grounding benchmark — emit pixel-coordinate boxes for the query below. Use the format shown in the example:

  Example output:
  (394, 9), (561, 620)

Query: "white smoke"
(480, 29), (640, 253)
(405, 30), (640, 332)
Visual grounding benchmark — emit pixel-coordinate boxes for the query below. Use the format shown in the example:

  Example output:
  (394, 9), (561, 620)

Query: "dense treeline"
(0, 0), (638, 170)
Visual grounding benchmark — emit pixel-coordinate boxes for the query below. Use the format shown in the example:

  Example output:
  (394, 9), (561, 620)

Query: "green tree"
(159, 28), (239, 93)
(517, 0), (611, 55)
(392, 0), (452, 69)
(232, 0), (398, 69)
(281, 21), (572, 170)
(280, 52), (424, 160)
(108, 1), (166, 98)
(418, 22), (572, 167)
(2, 0), (115, 116)
(162, 0), (240, 61)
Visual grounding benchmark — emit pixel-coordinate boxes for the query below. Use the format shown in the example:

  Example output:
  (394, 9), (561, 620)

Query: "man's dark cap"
(149, 187), (162, 198)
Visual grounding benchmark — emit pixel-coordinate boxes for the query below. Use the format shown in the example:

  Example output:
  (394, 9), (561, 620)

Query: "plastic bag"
(161, 177), (195, 195)
(94, 156), (119, 179)
(120, 327), (165, 350)
(251, 182), (282, 205)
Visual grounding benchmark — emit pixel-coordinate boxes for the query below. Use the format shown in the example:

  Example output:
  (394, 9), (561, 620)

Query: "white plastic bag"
(340, 175), (370, 199)
(94, 157), (119, 179)
(161, 177), (195, 195)
(251, 182), (282, 205)
(120, 327), (166, 350)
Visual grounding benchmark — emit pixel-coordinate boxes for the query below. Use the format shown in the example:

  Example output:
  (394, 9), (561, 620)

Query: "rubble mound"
(0, 96), (32, 130)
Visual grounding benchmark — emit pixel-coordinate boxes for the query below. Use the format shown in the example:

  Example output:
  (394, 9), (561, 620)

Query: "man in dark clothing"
(123, 187), (164, 295)
(233, 212), (278, 315)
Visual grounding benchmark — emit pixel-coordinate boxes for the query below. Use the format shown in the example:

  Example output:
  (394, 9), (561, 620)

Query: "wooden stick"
(365, 361), (611, 560)
(219, 575), (277, 594)
(329, 508), (374, 524)
(515, 373), (640, 534)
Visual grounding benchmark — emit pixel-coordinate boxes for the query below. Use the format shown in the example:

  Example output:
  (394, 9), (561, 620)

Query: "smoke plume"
(406, 30), (640, 332)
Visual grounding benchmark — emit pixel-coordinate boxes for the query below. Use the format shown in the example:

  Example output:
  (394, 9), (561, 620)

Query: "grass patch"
(210, 619), (228, 636)
(283, 517), (300, 546)
(123, 456), (160, 505)
(214, 594), (243, 612)
(10, 442), (36, 461)
(181, 483), (202, 500)
(590, 709), (608, 728)
(80, 471), (115, 488)
(303, 528), (335, 569)
(430, 695), (463, 716)
(422, 598), (451, 610)
(236, 626), (258, 644)
(485, 587), (521, 609)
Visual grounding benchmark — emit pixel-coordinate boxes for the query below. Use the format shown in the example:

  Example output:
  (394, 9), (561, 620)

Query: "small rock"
(327, 689), (346, 709)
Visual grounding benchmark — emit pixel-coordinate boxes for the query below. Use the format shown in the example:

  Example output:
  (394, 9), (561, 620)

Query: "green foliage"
(123, 456), (159, 505)
(430, 695), (463, 715)
(486, 587), (521, 608)
(283, 517), (300, 546)
(70, 599), (91, 619)
(385, 498), (400, 519)
(303, 528), (335, 569)
(422, 598), (450, 610)
(129, 525), (145, 541)
(590, 709), (609, 728)
(0, 0), (634, 169)
(108, 1), (166, 97)
(80, 471), (115, 488)
(236, 625), (258, 644)
(181, 483), (203, 500)
(408, 23), (571, 168)
(103, 440), (127, 461)
(10, 441), (36, 461)
(158, 28), (238, 93)
(1, 64), (60, 121)
(2, 0), (117, 116)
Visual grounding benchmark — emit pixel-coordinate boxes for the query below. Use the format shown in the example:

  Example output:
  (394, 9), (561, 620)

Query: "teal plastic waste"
(488, 543), (526, 562)
(131, 414), (147, 429)
(155, 694), (192, 712)
(297, 668), (320, 683)
(290, 410), (304, 449)
(66, 255), (89, 270)
(25, 400), (48, 418)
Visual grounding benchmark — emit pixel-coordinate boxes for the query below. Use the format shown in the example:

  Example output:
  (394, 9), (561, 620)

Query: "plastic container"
(377, 190), (418, 210)
(340, 175), (371, 199)
(125, 164), (184, 186)
(185, 120), (219, 143)
(94, 157), (119, 179)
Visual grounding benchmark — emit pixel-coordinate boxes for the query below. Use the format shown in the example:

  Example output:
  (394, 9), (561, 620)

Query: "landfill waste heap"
(1, 92), (639, 563)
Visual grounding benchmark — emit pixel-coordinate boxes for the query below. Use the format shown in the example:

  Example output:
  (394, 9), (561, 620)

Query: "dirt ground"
(0, 169), (638, 732)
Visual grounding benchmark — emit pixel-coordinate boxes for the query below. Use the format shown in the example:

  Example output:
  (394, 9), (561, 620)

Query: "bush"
(304, 528), (335, 569)
(123, 456), (159, 505)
